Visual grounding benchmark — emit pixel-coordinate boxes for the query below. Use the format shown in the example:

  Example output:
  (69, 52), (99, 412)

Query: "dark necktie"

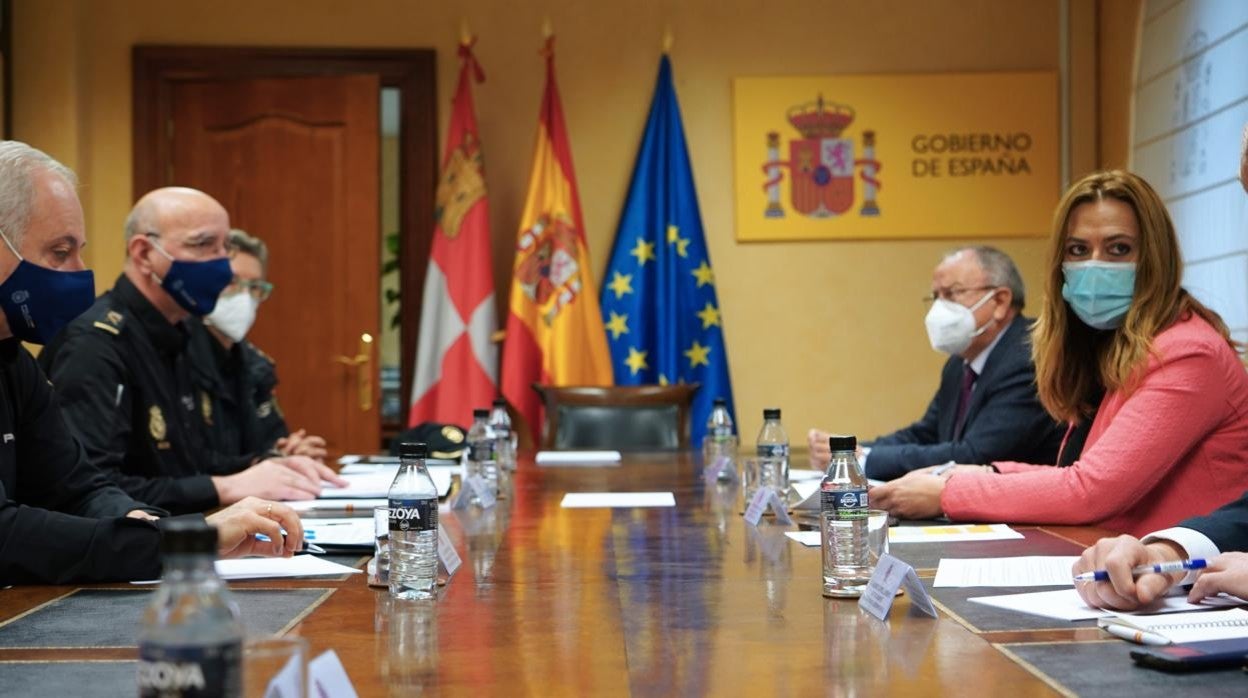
(953, 364), (977, 438)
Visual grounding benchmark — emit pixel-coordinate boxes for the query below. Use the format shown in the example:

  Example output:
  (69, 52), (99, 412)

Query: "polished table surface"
(0, 452), (1119, 696)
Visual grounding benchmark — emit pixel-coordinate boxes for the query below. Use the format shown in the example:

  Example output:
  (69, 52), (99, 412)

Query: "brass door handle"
(332, 333), (373, 411)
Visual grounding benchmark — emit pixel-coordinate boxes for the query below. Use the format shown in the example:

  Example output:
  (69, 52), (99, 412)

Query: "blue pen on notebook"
(1073, 558), (1206, 583)
(254, 532), (325, 555)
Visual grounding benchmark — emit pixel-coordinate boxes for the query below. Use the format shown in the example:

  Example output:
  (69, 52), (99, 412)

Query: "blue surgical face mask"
(0, 229), (95, 344)
(1061, 260), (1136, 330)
(147, 236), (233, 316)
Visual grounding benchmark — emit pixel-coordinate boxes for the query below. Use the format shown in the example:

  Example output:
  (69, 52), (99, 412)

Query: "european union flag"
(600, 55), (736, 445)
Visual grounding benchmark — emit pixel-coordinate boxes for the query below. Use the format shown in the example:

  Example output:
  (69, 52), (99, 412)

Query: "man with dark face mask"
(808, 246), (1086, 480)
(0, 140), (306, 583)
(40, 186), (343, 515)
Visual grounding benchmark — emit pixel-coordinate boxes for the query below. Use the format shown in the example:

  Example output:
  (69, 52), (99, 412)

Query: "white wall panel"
(1139, 0), (1248, 83)
(1183, 253), (1248, 331)
(1135, 26), (1248, 144)
(1171, 181), (1248, 263)
(1133, 100), (1248, 199)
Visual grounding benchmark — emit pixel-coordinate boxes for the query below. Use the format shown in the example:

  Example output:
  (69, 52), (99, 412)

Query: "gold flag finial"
(459, 18), (472, 45)
(662, 26), (674, 53)
(541, 17), (553, 39)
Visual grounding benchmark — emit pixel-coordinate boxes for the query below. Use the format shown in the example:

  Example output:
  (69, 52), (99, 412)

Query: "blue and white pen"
(930, 461), (957, 477)
(254, 533), (325, 555)
(1072, 558), (1207, 583)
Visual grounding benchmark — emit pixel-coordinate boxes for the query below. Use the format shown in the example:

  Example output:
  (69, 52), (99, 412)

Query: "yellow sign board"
(732, 72), (1058, 241)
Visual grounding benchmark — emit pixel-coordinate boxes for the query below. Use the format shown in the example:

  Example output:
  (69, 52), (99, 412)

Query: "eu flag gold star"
(605, 311), (629, 340)
(691, 260), (714, 287)
(684, 340), (711, 368)
(666, 224), (690, 257)
(625, 346), (649, 375)
(696, 302), (721, 329)
(607, 271), (634, 299)
(630, 238), (656, 266)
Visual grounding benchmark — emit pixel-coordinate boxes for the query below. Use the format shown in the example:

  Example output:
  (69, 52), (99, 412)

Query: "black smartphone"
(1130, 638), (1248, 672)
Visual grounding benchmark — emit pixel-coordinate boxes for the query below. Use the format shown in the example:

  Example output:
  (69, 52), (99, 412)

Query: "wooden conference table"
(0, 452), (1129, 695)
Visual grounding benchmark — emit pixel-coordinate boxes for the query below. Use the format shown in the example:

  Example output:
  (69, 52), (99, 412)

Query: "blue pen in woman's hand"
(1072, 558), (1206, 583)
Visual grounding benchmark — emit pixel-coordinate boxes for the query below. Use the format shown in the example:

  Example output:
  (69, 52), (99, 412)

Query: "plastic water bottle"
(389, 441), (439, 600)
(489, 398), (516, 473)
(702, 398), (738, 481)
(466, 408), (498, 503)
(138, 521), (243, 697)
(753, 407), (790, 498)
(821, 434), (870, 598)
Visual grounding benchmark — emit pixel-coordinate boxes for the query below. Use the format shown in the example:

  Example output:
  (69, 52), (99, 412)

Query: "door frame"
(133, 45), (436, 437)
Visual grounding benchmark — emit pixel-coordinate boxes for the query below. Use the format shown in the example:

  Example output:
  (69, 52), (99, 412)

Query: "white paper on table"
(537, 450), (622, 466)
(339, 458), (457, 472)
(867, 478), (886, 488)
(933, 556), (1079, 587)
(789, 468), (824, 482)
(302, 518), (375, 548)
(890, 524), (1024, 544)
(559, 492), (675, 508)
(785, 530), (821, 547)
(133, 555), (362, 584)
(968, 587), (1222, 621)
(321, 466), (453, 497)
(288, 498), (389, 514)
(308, 650), (359, 698)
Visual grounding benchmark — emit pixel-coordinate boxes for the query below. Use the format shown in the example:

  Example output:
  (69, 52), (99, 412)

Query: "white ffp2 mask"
(205, 291), (258, 343)
(924, 290), (996, 356)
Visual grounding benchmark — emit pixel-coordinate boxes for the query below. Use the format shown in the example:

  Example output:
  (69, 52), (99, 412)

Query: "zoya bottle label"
(757, 443), (789, 458)
(138, 641), (242, 697)
(469, 442), (496, 461)
(822, 489), (868, 514)
(389, 499), (438, 532)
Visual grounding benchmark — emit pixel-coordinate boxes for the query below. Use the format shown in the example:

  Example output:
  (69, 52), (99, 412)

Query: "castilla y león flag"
(408, 40), (497, 428)
(501, 36), (613, 443)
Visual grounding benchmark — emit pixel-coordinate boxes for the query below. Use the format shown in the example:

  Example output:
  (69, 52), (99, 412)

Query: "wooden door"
(169, 74), (380, 454)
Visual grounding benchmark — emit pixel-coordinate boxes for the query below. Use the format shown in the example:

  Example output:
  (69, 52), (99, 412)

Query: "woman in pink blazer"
(872, 170), (1248, 537)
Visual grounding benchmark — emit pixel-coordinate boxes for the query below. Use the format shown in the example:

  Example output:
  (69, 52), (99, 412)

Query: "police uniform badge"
(256, 400), (273, 419)
(149, 405), (167, 441)
(200, 391), (214, 426)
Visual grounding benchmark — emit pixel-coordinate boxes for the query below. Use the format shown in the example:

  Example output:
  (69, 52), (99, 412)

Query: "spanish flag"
(501, 36), (613, 444)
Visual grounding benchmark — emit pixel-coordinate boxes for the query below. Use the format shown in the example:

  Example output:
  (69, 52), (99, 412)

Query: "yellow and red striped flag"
(501, 36), (613, 444)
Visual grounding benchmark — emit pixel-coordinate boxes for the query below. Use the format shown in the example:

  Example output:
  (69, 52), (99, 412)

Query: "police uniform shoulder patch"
(91, 309), (126, 336)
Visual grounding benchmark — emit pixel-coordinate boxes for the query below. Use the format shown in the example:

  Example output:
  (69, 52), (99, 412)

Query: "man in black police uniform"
(0, 140), (305, 584)
(40, 185), (342, 515)
(189, 228), (328, 463)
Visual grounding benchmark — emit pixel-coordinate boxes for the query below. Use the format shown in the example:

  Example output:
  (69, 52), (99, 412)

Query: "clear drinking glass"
(244, 635), (307, 698)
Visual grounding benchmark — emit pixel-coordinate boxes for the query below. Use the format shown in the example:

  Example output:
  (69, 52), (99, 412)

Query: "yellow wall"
(12, 0), (1118, 443)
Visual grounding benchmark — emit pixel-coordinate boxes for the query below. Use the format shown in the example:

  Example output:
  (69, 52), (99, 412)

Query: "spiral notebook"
(1098, 608), (1248, 644)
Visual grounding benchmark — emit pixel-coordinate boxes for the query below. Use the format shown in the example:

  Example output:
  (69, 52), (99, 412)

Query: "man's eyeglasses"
(145, 232), (235, 257)
(227, 277), (274, 302)
(922, 286), (997, 304)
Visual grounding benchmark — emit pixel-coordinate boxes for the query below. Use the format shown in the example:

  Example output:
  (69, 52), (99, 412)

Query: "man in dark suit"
(809, 246), (1080, 480)
(1072, 125), (1248, 609)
